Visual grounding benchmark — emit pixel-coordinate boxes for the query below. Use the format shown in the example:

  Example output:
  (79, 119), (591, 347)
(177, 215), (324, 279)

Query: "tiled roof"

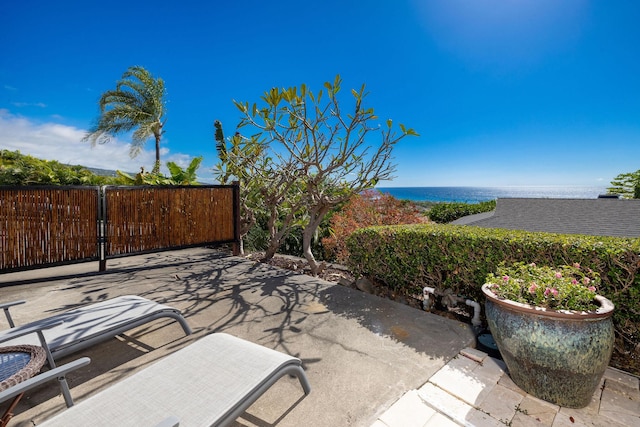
(451, 198), (640, 238)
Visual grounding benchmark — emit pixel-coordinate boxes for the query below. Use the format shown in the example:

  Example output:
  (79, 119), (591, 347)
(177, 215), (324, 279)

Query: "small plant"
(485, 262), (600, 311)
(514, 404), (528, 415)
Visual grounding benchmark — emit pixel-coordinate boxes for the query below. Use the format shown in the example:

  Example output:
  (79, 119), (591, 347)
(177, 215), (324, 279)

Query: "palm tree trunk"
(153, 134), (161, 173)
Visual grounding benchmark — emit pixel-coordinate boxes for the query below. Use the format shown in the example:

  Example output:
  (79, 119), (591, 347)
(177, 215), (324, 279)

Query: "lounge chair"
(38, 333), (311, 427)
(0, 295), (192, 360)
(0, 321), (91, 425)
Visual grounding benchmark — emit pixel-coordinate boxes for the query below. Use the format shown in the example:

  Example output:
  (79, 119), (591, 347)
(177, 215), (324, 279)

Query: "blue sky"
(1, 0), (639, 187)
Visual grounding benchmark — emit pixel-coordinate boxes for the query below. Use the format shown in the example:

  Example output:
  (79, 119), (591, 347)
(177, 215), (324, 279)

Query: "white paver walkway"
(372, 348), (640, 427)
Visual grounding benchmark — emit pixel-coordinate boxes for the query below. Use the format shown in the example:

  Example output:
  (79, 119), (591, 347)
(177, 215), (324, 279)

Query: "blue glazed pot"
(482, 284), (615, 408)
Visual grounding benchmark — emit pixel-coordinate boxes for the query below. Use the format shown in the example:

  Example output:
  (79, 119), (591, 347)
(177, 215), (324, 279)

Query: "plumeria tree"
(218, 75), (418, 274)
(214, 121), (305, 255)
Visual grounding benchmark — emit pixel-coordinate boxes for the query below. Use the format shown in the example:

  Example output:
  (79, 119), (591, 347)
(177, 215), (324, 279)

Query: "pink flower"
(502, 275), (509, 282)
(555, 272), (562, 279)
(588, 286), (596, 292)
(529, 283), (538, 294)
(573, 263), (581, 269)
(583, 277), (591, 285)
(571, 279), (578, 285)
(544, 288), (559, 297)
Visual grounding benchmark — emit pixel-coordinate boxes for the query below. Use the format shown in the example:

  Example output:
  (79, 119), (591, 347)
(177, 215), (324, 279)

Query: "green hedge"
(346, 223), (640, 374)
(427, 200), (496, 223)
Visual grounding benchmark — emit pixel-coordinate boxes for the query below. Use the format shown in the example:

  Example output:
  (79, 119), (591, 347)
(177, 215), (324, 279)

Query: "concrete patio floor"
(1, 247), (638, 426)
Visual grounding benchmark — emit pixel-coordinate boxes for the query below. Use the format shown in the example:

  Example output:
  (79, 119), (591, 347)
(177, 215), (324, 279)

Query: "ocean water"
(375, 186), (609, 203)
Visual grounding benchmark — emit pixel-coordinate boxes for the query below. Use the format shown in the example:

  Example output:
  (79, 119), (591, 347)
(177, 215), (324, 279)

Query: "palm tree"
(84, 66), (166, 173)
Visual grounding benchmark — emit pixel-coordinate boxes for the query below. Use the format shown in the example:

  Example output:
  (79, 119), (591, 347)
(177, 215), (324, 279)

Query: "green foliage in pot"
(485, 262), (600, 311)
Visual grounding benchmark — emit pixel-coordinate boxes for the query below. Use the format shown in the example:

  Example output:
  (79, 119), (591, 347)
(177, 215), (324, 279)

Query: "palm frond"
(186, 156), (203, 175)
(86, 65), (167, 161)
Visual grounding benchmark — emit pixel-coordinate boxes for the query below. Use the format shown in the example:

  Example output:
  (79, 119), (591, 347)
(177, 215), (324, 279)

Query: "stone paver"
(417, 382), (485, 426)
(372, 347), (640, 427)
(476, 384), (523, 423)
(377, 390), (438, 427)
(423, 413), (461, 427)
(552, 410), (627, 427)
(516, 395), (559, 426)
(473, 356), (507, 384)
(428, 362), (495, 406)
(599, 387), (640, 426)
(465, 411), (504, 427)
(603, 367), (640, 392)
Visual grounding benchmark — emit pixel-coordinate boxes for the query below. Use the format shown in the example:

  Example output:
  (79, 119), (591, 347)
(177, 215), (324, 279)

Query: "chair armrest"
(0, 357), (91, 404)
(0, 300), (26, 328)
(0, 320), (64, 370)
(0, 320), (63, 346)
(0, 300), (25, 311)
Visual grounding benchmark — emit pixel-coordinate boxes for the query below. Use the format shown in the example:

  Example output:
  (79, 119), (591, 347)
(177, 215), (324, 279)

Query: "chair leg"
(35, 330), (74, 408)
(58, 376), (74, 408)
(0, 393), (23, 427)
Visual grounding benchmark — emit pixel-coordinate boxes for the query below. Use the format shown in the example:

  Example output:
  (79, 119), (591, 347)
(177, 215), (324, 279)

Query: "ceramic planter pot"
(482, 284), (615, 408)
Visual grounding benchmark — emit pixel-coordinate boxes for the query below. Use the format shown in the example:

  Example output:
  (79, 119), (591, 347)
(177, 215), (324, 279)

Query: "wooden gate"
(0, 186), (100, 271)
(0, 184), (240, 273)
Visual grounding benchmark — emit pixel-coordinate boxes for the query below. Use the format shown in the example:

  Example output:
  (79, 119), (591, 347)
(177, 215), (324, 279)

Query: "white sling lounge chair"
(0, 321), (91, 424)
(0, 295), (192, 360)
(38, 333), (311, 427)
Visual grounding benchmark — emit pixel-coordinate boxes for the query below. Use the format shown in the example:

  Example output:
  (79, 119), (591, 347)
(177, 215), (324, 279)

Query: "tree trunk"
(303, 205), (331, 276)
(263, 241), (279, 261)
(153, 134), (161, 173)
(302, 226), (320, 275)
(263, 206), (279, 260)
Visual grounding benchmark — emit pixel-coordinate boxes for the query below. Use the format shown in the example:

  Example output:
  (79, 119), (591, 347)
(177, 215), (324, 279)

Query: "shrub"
(427, 200), (496, 223)
(346, 223), (640, 374)
(322, 190), (426, 263)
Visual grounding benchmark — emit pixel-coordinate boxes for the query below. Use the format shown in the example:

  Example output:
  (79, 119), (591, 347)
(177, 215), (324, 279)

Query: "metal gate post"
(98, 186), (107, 271)
(232, 181), (241, 256)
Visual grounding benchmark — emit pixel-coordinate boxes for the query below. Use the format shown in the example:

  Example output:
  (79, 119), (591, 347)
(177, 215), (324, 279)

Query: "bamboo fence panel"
(104, 186), (236, 256)
(0, 187), (99, 270)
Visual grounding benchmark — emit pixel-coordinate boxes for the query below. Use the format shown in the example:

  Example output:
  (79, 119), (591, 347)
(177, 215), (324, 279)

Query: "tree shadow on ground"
(4, 248), (476, 426)
(69, 249), (477, 361)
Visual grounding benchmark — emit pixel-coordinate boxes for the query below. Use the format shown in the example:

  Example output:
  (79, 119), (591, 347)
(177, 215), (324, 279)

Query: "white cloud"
(0, 109), (200, 178)
(12, 102), (47, 108)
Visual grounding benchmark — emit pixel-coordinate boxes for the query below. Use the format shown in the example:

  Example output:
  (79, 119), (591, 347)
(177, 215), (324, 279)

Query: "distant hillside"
(0, 149), (129, 185)
(81, 166), (137, 177)
(83, 166), (120, 177)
